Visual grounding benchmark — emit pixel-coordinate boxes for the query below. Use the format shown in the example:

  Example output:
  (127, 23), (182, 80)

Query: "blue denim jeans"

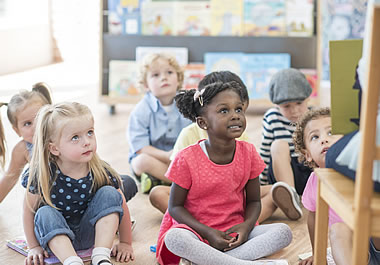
(34, 186), (123, 250)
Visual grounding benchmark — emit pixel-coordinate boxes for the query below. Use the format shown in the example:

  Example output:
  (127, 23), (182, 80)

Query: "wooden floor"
(0, 63), (312, 264)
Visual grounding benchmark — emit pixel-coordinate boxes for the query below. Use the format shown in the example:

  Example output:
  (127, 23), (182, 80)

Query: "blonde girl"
(0, 82), (52, 202)
(23, 102), (134, 265)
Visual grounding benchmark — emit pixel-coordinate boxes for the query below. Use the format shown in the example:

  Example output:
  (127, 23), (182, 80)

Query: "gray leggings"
(164, 223), (292, 265)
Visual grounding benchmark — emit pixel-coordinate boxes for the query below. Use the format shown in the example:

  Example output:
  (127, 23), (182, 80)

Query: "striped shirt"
(259, 107), (297, 184)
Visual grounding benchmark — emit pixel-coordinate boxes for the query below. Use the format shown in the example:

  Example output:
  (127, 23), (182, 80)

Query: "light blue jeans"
(34, 186), (123, 250)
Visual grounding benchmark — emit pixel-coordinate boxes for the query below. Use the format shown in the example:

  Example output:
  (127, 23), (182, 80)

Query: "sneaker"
(271, 181), (303, 220)
(140, 173), (161, 194)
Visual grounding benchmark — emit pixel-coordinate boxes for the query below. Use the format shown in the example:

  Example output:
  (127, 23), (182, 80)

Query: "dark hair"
(175, 80), (245, 122)
(293, 107), (331, 168)
(198, 71), (249, 103)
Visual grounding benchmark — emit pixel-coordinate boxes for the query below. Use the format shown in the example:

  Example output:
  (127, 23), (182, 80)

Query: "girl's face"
(303, 117), (343, 168)
(13, 101), (44, 143)
(199, 89), (246, 141)
(49, 116), (97, 165)
(145, 58), (179, 105)
(278, 100), (309, 123)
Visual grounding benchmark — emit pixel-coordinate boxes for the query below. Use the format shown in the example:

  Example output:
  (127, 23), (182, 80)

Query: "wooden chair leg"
(352, 212), (371, 264)
(314, 179), (329, 265)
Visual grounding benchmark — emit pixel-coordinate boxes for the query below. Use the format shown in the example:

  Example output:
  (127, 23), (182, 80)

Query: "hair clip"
(193, 88), (205, 106)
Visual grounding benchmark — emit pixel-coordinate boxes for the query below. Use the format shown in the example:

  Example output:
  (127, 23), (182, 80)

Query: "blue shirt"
(22, 163), (119, 225)
(127, 92), (191, 162)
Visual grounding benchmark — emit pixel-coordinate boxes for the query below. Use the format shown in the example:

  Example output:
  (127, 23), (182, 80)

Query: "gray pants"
(164, 223), (292, 265)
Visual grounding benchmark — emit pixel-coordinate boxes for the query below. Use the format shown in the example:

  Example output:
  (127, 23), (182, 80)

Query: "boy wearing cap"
(259, 68), (313, 221)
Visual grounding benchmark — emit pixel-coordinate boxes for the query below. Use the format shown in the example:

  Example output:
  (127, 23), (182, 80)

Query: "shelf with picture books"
(100, 0), (318, 113)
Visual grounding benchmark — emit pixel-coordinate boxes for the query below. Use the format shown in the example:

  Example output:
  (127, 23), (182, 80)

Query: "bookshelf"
(99, 0), (318, 114)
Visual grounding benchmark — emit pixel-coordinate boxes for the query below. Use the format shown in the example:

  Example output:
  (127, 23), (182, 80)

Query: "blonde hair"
(137, 53), (184, 91)
(0, 103), (7, 169)
(0, 82), (52, 168)
(28, 102), (120, 209)
(293, 107), (331, 168)
(7, 82), (52, 127)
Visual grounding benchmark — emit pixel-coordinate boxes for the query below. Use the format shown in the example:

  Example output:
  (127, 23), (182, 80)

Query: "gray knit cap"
(269, 68), (312, 105)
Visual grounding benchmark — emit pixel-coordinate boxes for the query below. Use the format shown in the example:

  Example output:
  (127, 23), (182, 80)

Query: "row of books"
(107, 0), (314, 37)
(108, 48), (318, 101)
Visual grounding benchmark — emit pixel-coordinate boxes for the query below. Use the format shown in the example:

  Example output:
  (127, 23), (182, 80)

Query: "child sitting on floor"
(259, 68), (313, 220)
(156, 80), (292, 265)
(23, 102), (134, 265)
(127, 53), (191, 193)
(149, 71), (277, 223)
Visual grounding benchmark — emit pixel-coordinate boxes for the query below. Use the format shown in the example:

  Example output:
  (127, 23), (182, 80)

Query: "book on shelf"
(210, 0), (244, 36)
(299, 68), (318, 99)
(6, 237), (93, 265)
(183, 63), (205, 90)
(174, 1), (211, 36)
(204, 52), (245, 77)
(108, 60), (141, 98)
(243, 0), (286, 36)
(136, 46), (189, 66)
(141, 1), (175, 35)
(242, 53), (290, 100)
(285, 0), (314, 36)
(108, 0), (141, 35)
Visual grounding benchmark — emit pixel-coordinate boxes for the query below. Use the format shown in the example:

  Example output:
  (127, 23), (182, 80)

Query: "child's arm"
(137, 145), (171, 164)
(224, 178), (261, 251)
(112, 189), (134, 262)
(23, 191), (48, 265)
(0, 141), (28, 202)
(169, 183), (235, 251)
(299, 210), (315, 265)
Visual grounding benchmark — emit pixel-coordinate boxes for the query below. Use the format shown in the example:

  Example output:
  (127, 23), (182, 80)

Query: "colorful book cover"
(7, 237), (92, 265)
(108, 0), (141, 35)
(299, 68), (318, 98)
(210, 0), (243, 36)
(108, 60), (141, 98)
(141, 1), (175, 35)
(321, 0), (367, 80)
(183, 63), (205, 90)
(285, 0), (314, 36)
(243, 0), (286, 36)
(204, 52), (245, 77)
(242, 53), (290, 99)
(329, 39), (362, 135)
(135, 46), (189, 66)
(174, 2), (211, 36)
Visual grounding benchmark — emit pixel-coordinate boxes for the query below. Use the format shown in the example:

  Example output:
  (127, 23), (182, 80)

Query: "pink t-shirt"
(156, 140), (266, 265)
(302, 172), (343, 227)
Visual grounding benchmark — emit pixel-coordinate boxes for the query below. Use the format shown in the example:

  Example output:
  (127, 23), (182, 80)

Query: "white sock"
(91, 247), (112, 265)
(63, 256), (84, 265)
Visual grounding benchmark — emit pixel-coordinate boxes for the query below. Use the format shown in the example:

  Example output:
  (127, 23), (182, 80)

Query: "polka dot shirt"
(22, 163), (119, 225)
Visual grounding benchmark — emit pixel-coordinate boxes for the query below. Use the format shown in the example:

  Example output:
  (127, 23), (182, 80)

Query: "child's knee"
(94, 186), (122, 205)
(271, 140), (291, 157)
(131, 153), (153, 172)
(275, 223), (293, 246)
(149, 186), (168, 205)
(165, 228), (197, 252)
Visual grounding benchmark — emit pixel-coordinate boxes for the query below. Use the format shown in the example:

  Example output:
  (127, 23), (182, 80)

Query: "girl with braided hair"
(156, 76), (292, 265)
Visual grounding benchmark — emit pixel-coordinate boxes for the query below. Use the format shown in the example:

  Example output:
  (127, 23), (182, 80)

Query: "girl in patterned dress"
(22, 102), (134, 265)
(156, 79), (293, 265)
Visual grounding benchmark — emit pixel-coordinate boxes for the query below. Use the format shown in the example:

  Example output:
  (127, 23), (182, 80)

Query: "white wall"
(0, 0), (53, 75)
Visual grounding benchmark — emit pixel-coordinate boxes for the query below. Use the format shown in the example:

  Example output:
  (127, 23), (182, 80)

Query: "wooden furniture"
(314, 5), (380, 265)
(99, 0), (318, 114)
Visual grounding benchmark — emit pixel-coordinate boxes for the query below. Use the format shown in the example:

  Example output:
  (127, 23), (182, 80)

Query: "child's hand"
(299, 255), (313, 265)
(223, 222), (251, 251)
(205, 228), (235, 251)
(25, 246), (48, 265)
(111, 242), (135, 263)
